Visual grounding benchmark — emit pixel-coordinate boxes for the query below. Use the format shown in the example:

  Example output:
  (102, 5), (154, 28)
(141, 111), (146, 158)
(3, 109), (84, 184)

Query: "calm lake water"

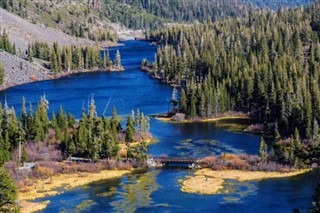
(1, 41), (318, 212)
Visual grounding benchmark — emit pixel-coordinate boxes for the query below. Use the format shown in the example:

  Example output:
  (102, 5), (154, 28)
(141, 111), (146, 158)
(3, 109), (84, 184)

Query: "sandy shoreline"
(181, 169), (311, 195)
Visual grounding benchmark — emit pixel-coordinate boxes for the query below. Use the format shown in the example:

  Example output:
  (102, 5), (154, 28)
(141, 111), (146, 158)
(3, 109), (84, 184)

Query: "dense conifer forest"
(29, 42), (119, 73)
(104, 0), (313, 29)
(0, 1), (319, 212)
(146, 3), (320, 139)
(0, 96), (149, 166)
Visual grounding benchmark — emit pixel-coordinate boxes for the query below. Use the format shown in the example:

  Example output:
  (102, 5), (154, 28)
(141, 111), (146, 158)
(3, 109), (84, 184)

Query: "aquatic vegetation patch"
(110, 170), (160, 213)
(75, 199), (97, 212)
(220, 180), (257, 204)
(174, 139), (243, 158)
(96, 186), (118, 197)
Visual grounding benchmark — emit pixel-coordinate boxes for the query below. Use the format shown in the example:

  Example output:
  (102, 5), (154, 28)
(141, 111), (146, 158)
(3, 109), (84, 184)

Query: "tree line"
(0, 95), (150, 166)
(146, 3), (320, 140)
(103, 0), (311, 30)
(28, 42), (122, 72)
(0, 95), (150, 211)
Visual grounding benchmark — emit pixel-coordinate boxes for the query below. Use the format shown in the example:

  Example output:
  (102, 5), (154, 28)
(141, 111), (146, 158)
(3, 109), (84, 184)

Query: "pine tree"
(77, 113), (88, 155)
(312, 119), (320, 147)
(20, 97), (27, 128)
(0, 63), (4, 85)
(171, 87), (178, 110)
(115, 50), (121, 68)
(179, 88), (187, 113)
(68, 140), (76, 156)
(289, 136), (295, 165)
(294, 128), (302, 151)
(259, 137), (268, 160)
(100, 131), (112, 159)
(21, 144), (28, 163)
(125, 115), (135, 159)
(27, 44), (33, 62)
(50, 49), (58, 73)
(56, 12), (62, 23)
(110, 107), (121, 135)
(125, 115), (135, 143)
(269, 146), (276, 160)
(0, 167), (17, 211)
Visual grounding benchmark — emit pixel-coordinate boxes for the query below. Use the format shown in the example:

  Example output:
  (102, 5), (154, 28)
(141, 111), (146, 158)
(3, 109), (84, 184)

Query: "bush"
(199, 154), (296, 172)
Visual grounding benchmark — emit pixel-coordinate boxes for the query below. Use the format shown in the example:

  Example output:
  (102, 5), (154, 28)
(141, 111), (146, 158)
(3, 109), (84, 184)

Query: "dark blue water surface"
(1, 40), (318, 212)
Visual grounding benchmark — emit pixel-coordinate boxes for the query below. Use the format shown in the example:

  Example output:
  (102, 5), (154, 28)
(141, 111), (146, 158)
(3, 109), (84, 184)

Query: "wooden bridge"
(147, 157), (200, 168)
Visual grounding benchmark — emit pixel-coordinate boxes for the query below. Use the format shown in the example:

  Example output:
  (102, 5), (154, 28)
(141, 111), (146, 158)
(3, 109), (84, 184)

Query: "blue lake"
(1, 40), (318, 212)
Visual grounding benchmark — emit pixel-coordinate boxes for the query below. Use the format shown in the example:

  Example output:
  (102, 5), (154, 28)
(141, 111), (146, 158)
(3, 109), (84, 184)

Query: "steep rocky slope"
(0, 8), (97, 52)
(0, 51), (48, 90)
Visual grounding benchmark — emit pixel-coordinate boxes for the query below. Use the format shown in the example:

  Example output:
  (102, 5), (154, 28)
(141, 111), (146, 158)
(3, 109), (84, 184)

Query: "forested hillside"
(0, 0), (314, 32)
(104, 0), (313, 29)
(146, 3), (320, 140)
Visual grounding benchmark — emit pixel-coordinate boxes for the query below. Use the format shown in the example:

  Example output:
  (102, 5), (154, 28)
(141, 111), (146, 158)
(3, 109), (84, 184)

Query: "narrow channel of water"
(1, 41), (317, 212)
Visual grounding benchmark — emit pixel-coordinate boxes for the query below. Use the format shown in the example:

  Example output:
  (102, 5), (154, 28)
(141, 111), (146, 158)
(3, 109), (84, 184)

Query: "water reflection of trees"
(110, 170), (160, 213)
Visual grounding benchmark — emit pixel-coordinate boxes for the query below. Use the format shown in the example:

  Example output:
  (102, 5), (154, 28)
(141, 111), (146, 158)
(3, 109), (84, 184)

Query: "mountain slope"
(0, 51), (47, 90)
(0, 8), (96, 52)
(0, 0), (119, 45)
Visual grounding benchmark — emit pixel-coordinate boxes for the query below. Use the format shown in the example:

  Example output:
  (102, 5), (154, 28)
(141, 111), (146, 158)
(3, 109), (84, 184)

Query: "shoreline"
(154, 114), (252, 124)
(17, 137), (153, 201)
(119, 137), (155, 157)
(18, 169), (131, 212)
(0, 66), (125, 92)
(18, 169), (131, 201)
(16, 135), (153, 212)
(181, 168), (311, 195)
(153, 113), (267, 135)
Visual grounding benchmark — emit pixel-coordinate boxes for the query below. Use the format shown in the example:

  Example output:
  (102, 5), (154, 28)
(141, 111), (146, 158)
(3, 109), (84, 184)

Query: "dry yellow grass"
(18, 170), (131, 201)
(20, 200), (50, 213)
(181, 175), (225, 194)
(181, 169), (310, 195)
(195, 169), (310, 181)
(154, 116), (173, 122)
(119, 138), (153, 157)
(119, 137), (153, 149)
